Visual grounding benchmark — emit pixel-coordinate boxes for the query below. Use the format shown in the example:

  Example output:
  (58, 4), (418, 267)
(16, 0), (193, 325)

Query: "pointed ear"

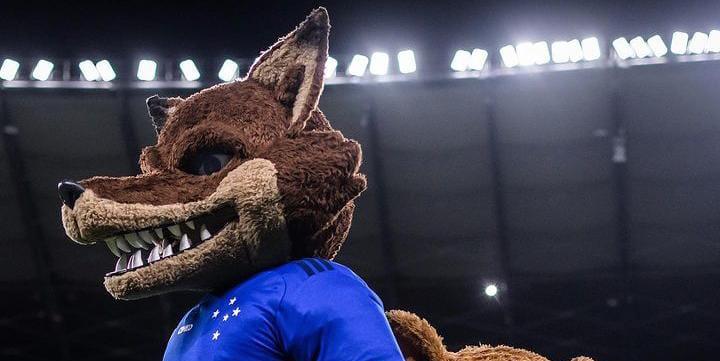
(247, 7), (329, 134)
(146, 95), (183, 135)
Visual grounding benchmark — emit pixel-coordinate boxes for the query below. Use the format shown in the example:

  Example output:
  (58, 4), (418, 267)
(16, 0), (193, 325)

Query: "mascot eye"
(182, 151), (232, 176)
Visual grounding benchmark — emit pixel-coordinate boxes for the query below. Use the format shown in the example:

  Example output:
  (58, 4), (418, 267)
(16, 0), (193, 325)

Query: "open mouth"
(102, 206), (238, 277)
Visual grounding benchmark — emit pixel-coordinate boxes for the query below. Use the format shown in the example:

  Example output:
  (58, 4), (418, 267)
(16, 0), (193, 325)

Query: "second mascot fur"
(58, 8), (593, 361)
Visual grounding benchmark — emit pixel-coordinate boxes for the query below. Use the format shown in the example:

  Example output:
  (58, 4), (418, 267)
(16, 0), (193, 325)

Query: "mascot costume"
(58, 8), (593, 361)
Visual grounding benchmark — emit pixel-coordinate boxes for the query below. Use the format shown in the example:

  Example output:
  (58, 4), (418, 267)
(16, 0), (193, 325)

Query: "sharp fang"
(125, 233), (148, 250)
(154, 228), (164, 238)
(168, 225), (182, 237)
(115, 254), (128, 272)
(116, 237), (132, 253)
(138, 230), (155, 244)
(148, 246), (161, 263)
(185, 220), (196, 230)
(162, 244), (174, 258)
(105, 237), (120, 257)
(200, 225), (212, 241)
(179, 234), (191, 251)
(128, 250), (144, 269)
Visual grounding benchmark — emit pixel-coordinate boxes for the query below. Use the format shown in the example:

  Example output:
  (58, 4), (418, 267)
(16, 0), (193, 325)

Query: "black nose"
(58, 181), (85, 209)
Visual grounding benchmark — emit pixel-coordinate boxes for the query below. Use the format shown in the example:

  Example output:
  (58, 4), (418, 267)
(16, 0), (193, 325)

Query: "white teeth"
(154, 228), (164, 238)
(138, 230), (155, 244)
(179, 234), (191, 251)
(148, 246), (161, 263)
(125, 233), (148, 250)
(200, 225), (212, 241)
(168, 225), (182, 237)
(185, 220), (195, 230)
(105, 237), (120, 257)
(115, 254), (128, 272)
(162, 244), (174, 258)
(128, 250), (144, 269)
(116, 237), (132, 253)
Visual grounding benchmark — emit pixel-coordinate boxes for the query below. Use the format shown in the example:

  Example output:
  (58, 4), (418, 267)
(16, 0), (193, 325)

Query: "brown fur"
(60, 8), (364, 300)
(386, 310), (595, 361)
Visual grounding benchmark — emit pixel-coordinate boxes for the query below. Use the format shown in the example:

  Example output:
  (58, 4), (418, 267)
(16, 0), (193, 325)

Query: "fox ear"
(146, 95), (182, 135)
(247, 7), (329, 134)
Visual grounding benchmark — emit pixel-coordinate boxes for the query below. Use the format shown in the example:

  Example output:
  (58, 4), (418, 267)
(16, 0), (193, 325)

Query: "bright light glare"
(137, 59), (157, 81)
(581, 37), (601, 61)
(567, 39), (584, 62)
(0, 59), (20, 81)
(688, 32), (709, 54)
(499, 45), (519, 67)
(629, 37), (652, 58)
(369, 52), (389, 75)
(516, 42), (535, 66)
(397, 50), (417, 74)
(346, 55), (369, 76)
(323, 56), (338, 78)
(31, 59), (54, 81)
(670, 32), (689, 55)
(533, 41), (550, 65)
(450, 50), (471, 71)
(551, 41), (570, 63)
(469, 48), (488, 70)
(78, 60), (100, 81)
(179, 59), (200, 81)
(96, 60), (116, 81)
(218, 59), (239, 82)
(484, 284), (498, 297)
(708, 30), (720, 53)
(646, 35), (668, 57)
(612, 37), (635, 59)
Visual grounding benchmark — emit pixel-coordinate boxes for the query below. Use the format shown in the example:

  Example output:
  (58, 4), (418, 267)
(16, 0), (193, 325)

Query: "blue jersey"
(163, 258), (404, 361)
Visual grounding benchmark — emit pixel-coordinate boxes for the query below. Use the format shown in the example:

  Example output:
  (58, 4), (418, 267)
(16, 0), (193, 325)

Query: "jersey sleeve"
(276, 270), (404, 361)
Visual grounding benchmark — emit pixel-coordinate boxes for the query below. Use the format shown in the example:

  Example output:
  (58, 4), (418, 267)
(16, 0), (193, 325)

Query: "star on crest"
(212, 330), (220, 341)
(212, 309), (220, 318)
(229, 297), (237, 305)
(232, 307), (241, 316)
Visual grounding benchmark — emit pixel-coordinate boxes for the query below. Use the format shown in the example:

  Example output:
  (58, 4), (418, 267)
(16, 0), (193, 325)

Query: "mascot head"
(58, 8), (366, 300)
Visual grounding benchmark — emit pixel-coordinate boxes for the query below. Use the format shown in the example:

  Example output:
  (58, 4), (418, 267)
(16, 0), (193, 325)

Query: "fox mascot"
(58, 8), (593, 361)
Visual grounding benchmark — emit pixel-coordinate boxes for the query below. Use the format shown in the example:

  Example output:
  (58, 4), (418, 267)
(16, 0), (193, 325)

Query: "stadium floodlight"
(218, 59), (239, 82)
(516, 42), (535, 66)
(484, 284), (498, 297)
(581, 37), (601, 61)
(31, 59), (54, 81)
(612, 37), (635, 59)
(0, 59), (20, 81)
(323, 56), (338, 78)
(179, 59), (200, 81)
(551, 41), (570, 63)
(369, 52), (389, 75)
(567, 39), (584, 62)
(397, 50), (416, 74)
(670, 31), (689, 55)
(532, 41), (550, 65)
(469, 48), (488, 70)
(499, 45), (519, 67)
(346, 54), (369, 76)
(450, 49), (471, 71)
(687, 32), (709, 54)
(137, 59), (157, 81)
(708, 30), (720, 53)
(646, 35), (668, 57)
(96, 60), (116, 81)
(79, 60), (100, 81)
(629, 36), (652, 58)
